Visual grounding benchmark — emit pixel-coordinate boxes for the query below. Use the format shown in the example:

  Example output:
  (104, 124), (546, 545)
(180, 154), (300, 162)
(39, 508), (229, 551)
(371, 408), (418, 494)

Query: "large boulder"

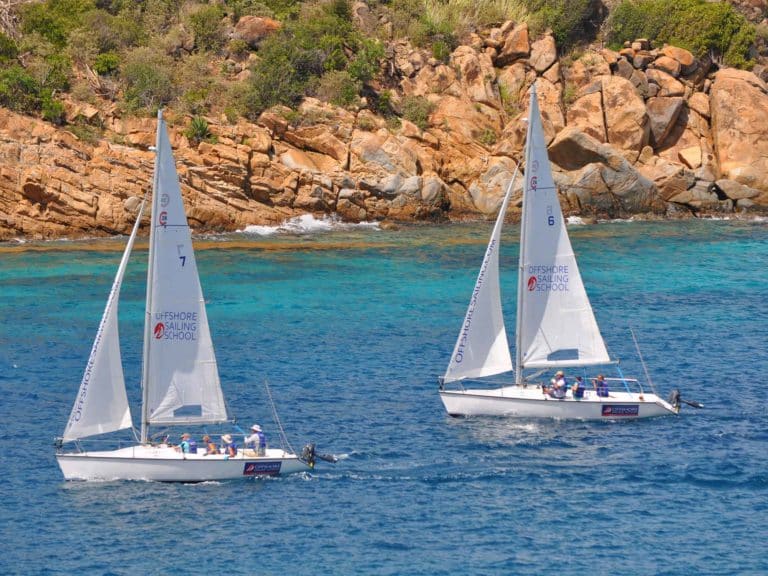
(548, 126), (660, 216)
(711, 69), (768, 195)
(451, 46), (499, 107)
(600, 75), (650, 162)
(231, 16), (281, 49)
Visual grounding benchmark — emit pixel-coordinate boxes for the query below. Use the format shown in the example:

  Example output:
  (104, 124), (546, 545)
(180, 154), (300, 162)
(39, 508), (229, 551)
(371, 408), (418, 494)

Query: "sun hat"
(251, 424), (261, 432)
(221, 434), (232, 443)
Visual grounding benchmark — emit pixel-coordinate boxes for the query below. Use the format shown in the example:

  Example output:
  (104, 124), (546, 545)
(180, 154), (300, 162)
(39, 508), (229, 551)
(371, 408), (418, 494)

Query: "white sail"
(62, 202), (145, 442)
(144, 114), (227, 425)
(443, 168), (519, 383)
(517, 85), (611, 369)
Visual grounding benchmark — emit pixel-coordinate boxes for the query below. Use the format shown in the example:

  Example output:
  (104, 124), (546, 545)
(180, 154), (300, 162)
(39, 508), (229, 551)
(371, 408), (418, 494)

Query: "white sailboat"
(56, 111), (315, 480)
(439, 85), (679, 419)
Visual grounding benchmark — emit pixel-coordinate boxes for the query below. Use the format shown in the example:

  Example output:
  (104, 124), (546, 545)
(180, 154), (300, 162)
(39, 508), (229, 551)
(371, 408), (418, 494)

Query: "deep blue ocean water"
(1, 219), (766, 575)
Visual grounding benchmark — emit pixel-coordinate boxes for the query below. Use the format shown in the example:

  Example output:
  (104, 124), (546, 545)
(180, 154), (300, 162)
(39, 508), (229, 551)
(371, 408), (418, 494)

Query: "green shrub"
(175, 54), (220, 114)
(526, 0), (597, 47)
(252, 0), (302, 22)
(347, 39), (384, 84)
(0, 32), (18, 62)
(562, 83), (578, 106)
(0, 65), (41, 113)
(76, 10), (144, 55)
(15, 34), (72, 93)
(225, 0), (275, 22)
(184, 115), (213, 143)
(316, 70), (360, 107)
(372, 89), (394, 116)
(227, 38), (251, 58)
(401, 94), (434, 130)
(69, 122), (103, 144)
(20, 0), (95, 47)
(94, 52), (120, 76)
(389, 0), (523, 49)
(179, 88), (212, 115)
(476, 127), (496, 147)
(356, 114), (377, 131)
(135, 0), (186, 38)
(188, 4), (226, 52)
(431, 38), (452, 63)
(607, 0), (755, 68)
(121, 47), (176, 113)
(42, 92), (67, 125)
(242, 0), (387, 116)
(243, 28), (323, 117)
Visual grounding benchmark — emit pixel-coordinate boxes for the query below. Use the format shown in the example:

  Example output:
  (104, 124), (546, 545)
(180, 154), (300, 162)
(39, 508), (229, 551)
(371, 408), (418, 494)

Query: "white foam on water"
(240, 214), (380, 236)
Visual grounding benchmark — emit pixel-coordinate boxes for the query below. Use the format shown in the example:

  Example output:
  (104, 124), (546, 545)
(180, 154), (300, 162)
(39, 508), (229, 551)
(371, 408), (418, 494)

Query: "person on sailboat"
(572, 376), (586, 400)
(245, 424), (266, 456)
(550, 371), (567, 399)
(221, 434), (237, 458)
(202, 435), (219, 455)
(593, 374), (609, 397)
(177, 433), (197, 454)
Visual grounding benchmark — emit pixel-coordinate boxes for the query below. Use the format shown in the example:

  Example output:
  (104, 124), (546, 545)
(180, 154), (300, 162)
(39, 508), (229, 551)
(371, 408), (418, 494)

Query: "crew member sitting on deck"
(593, 374), (609, 397)
(203, 435), (218, 455)
(572, 376), (586, 400)
(550, 371), (567, 399)
(221, 434), (237, 458)
(177, 433), (197, 454)
(245, 424), (266, 456)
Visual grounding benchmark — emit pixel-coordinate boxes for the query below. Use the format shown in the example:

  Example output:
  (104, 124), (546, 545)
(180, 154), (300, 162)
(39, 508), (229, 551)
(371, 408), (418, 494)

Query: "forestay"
(144, 116), (227, 426)
(517, 86), (611, 370)
(443, 167), (519, 383)
(61, 202), (144, 442)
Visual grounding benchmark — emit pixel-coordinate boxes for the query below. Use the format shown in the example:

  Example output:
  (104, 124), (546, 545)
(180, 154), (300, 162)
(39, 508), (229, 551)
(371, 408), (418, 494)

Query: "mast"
(140, 109), (163, 444)
(515, 84), (536, 386)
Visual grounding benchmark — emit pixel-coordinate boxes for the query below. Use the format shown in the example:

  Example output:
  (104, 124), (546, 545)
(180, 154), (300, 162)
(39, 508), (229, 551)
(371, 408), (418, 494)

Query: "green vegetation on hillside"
(0, 0), (759, 127)
(606, 0), (755, 69)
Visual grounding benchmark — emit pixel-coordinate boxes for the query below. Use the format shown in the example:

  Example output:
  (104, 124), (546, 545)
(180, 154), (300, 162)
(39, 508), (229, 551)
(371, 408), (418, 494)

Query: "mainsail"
(443, 167), (518, 383)
(61, 202), (144, 442)
(516, 85), (611, 369)
(143, 113), (227, 426)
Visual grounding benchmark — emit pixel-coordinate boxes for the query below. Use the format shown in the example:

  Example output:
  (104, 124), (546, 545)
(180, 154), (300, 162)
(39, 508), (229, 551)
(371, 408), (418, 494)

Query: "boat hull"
(440, 386), (678, 419)
(56, 445), (310, 482)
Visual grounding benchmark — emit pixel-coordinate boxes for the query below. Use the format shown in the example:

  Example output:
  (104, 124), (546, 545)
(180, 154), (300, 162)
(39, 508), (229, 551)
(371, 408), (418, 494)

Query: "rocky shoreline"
(2, 20), (768, 240)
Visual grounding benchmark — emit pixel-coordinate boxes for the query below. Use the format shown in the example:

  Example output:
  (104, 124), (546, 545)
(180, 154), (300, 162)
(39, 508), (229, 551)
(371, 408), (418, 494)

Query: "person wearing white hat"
(221, 434), (237, 458)
(245, 424), (266, 456)
(549, 370), (567, 399)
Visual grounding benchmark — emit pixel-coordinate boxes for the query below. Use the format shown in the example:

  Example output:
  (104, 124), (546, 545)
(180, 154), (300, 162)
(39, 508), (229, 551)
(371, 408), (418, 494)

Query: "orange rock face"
(3, 28), (768, 240)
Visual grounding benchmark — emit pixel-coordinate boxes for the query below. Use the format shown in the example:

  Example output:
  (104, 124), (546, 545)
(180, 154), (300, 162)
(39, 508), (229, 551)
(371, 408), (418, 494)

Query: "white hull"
(440, 385), (678, 420)
(56, 444), (310, 482)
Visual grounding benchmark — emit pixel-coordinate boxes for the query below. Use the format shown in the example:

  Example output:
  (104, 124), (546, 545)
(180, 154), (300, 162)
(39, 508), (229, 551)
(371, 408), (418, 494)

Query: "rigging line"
(263, 378), (294, 455)
(630, 326), (655, 396)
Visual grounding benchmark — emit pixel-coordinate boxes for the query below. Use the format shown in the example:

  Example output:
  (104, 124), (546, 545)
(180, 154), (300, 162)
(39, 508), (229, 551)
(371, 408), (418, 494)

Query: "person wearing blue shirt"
(221, 434), (237, 458)
(593, 374), (609, 397)
(177, 433), (197, 454)
(572, 376), (586, 399)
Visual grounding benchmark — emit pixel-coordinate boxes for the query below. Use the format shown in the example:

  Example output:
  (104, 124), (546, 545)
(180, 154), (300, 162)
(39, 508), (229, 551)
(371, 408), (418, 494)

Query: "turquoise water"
(1, 220), (767, 575)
